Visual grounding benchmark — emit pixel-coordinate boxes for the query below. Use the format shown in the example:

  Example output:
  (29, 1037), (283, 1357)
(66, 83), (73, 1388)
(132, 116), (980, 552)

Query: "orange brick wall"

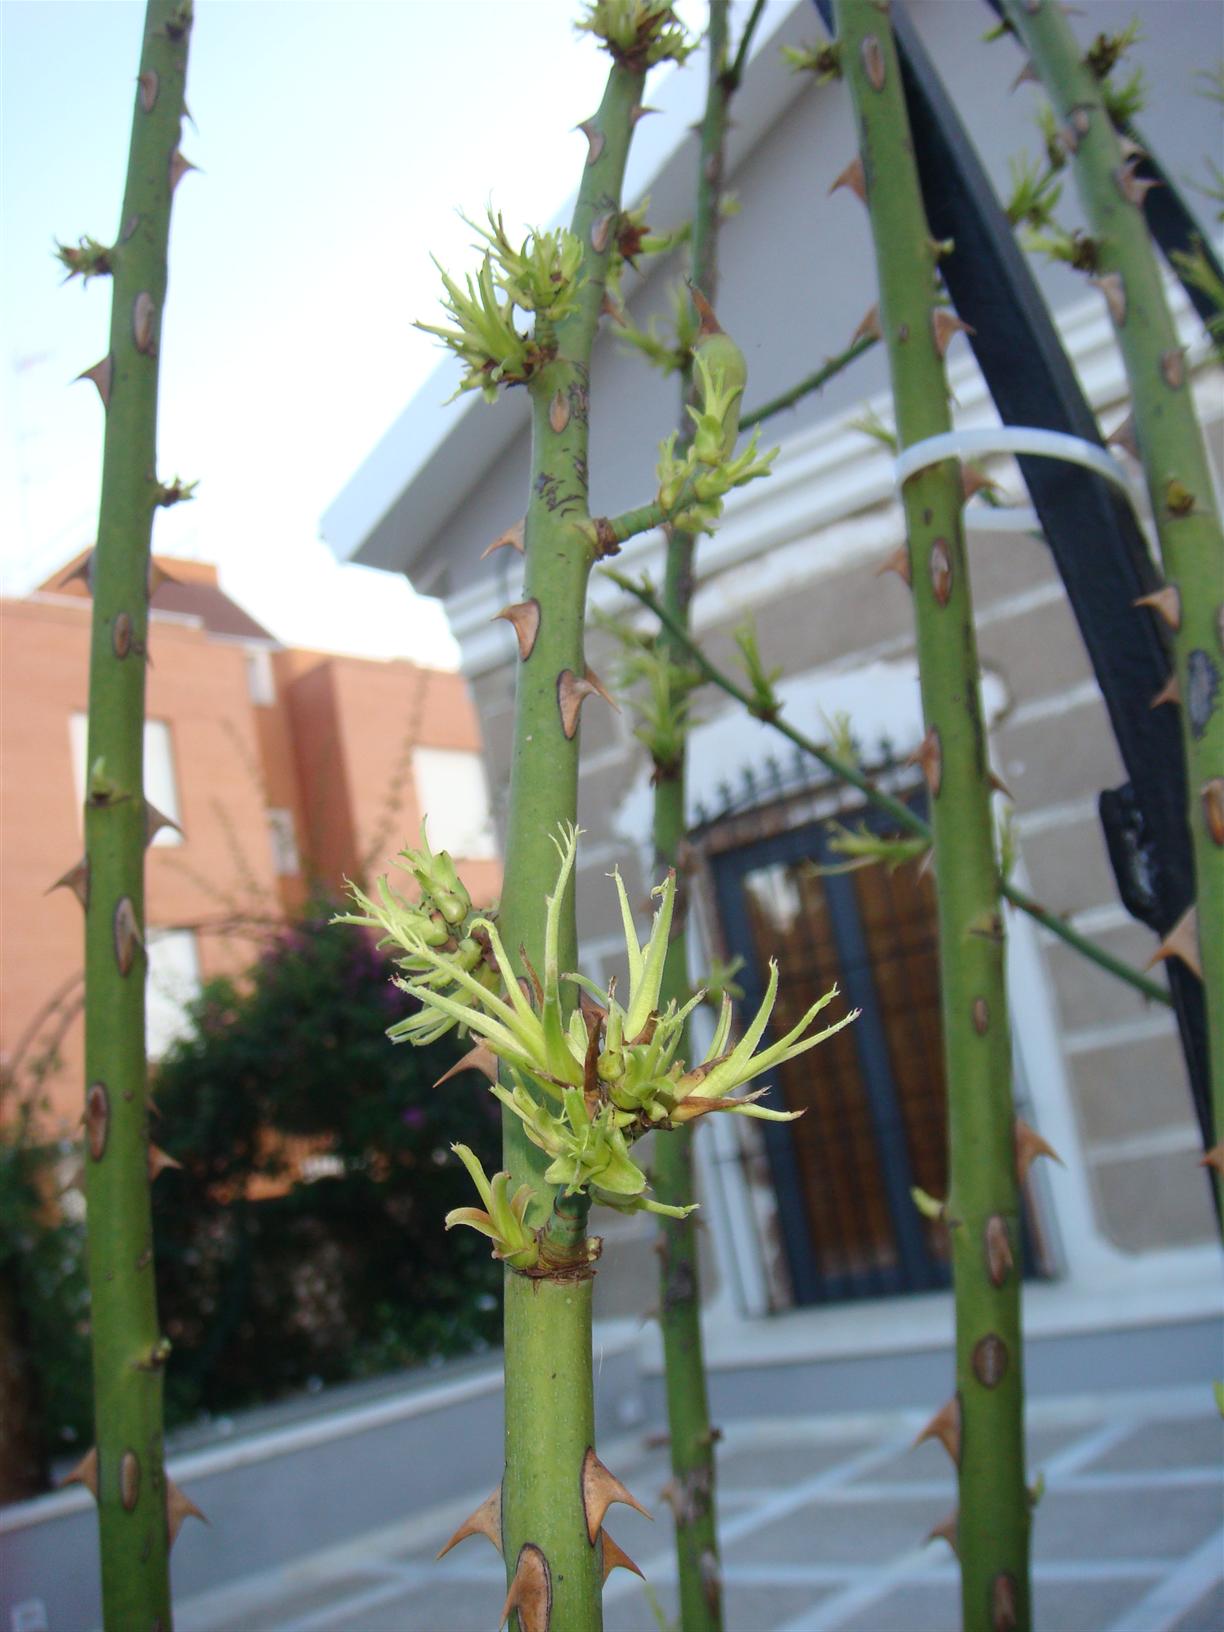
(1, 572), (500, 1136)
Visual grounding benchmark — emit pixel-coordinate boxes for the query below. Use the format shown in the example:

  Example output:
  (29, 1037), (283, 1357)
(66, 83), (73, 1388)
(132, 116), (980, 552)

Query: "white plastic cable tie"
(892, 426), (1142, 534)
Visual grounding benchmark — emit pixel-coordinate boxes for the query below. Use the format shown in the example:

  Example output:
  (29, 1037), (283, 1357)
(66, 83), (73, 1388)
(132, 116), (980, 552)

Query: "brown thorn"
(829, 155), (866, 204)
(601, 291), (627, 326)
(577, 118), (605, 166)
(1199, 1142), (1224, 1175)
(61, 1447), (98, 1498)
(906, 725), (942, 799)
(132, 291), (156, 355)
(1203, 778), (1224, 847)
(113, 897), (143, 976)
(1106, 413), (1139, 460)
(985, 1214), (1014, 1288)
(993, 1572), (1020, 1632)
(169, 150), (198, 194)
(689, 285), (722, 336)
(492, 599), (541, 661)
(149, 1144), (183, 1181)
(961, 463), (998, 502)
(1145, 905), (1202, 980)
(558, 669), (593, 739)
(138, 69), (159, 111)
(591, 210), (616, 254)
(113, 611), (133, 659)
(600, 1527), (643, 1584)
(47, 856), (90, 911)
(583, 665), (620, 713)
(851, 304), (881, 346)
(1115, 157), (1159, 209)
(120, 1450), (140, 1511)
(76, 356), (113, 408)
(145, 800), (183, 846)
(1091, 272), (1127, 327)
(926, 1506), (958, 1557)
(481, 518), (525, 560)
(914, 1396), (961, 1466)
(1161, 348), (1186, 390)
(1133, 585), (1181, 632)
(988, 770), (1014, 801)
(549, 389), (570, 434)
(629, 104), (659, 126)
(1150, 673), (1180, 710)
(166, 1478), (207, 1549)
(875, 544), (911, 587)
(928, 538), (953, 607)
(932, 309), (974, 359)
(85, 1082), (109, 1162)
(861, 34), (886, 90)
(499, 1542), (551, 1632)
(1015, 1117), (1064, 1184)
(437, 1484), (502, 1558)
(433, 1044), (499, 1088)
(1010, 59), (1039, 91)
(581, 1446), (652, 1544)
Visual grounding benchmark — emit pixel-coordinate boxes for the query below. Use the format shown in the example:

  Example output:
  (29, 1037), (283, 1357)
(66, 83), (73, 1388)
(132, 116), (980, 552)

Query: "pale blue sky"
(0, 0), (704, 664)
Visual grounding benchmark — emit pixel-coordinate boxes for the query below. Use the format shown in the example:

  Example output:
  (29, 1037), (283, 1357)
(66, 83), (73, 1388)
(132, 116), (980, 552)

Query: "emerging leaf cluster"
(577, 0), (694, 68)
(734, 622), (783, 721)
(333, 823), (499, 1039)
(594, 608), (703, 773)
(351, 825), (857, 1235)
(782, 41), (841, 84)
(416, 211), (586, 401)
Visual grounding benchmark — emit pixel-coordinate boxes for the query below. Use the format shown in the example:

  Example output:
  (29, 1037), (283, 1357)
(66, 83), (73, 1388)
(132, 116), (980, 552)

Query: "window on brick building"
(69, 712), (183, 846)
(412, 747), (496, 859)
(267, 807), (301, 876)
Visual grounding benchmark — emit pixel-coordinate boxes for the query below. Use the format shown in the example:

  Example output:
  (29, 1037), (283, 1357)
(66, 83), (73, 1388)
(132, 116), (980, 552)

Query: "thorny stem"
(591, 336), (873, 552)
(494, 57), (645, 1632)
(79, 3), (192, 1626)
(612, 575), (1172, 1008)
(837, 3), (1030, 1625)
(648, 5), (733, 1626)
(740, 333), (878, 428)
(1002, 0), (1224, 1209)
(723, 0), (767, 92)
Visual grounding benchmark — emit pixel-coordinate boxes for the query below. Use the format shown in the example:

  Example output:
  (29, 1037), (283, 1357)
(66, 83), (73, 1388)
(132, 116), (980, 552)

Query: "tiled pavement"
(179, 1385), (1223, 1632)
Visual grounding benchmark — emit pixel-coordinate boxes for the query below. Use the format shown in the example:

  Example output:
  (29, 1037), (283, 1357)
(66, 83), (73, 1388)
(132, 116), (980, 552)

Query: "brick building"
(0, 554), (499, 1135)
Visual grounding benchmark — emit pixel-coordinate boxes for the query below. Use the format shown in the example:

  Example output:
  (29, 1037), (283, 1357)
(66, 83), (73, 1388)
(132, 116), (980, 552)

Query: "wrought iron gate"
(696, 753), (1046, 1306)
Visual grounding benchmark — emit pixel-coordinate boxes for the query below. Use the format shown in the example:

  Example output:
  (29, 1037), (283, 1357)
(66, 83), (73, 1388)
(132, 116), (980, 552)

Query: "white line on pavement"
(1102, 1526), (1224, 1632)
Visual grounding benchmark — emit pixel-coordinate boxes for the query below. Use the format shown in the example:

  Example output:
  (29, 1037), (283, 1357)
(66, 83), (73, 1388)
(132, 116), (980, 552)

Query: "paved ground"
(179, 1384), (1223, 1632)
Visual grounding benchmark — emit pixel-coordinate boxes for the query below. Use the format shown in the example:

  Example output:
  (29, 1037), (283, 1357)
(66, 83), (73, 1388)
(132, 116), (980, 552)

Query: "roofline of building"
(319, 1), (811, 583)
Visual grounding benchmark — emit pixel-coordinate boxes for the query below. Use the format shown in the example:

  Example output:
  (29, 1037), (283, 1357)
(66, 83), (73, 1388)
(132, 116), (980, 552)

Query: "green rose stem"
(607, 574), (1171, 1009)
(493, 54), (647, 1632)
(646, 3), (746, 1623)
(835, 3), (1030, 1627)
(55, 3), (200, 1626)
(1001, 0), (1224, 1209)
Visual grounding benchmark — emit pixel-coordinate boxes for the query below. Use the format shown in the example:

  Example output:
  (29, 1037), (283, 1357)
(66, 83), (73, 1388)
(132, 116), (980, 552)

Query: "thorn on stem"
(1145, 906), (1201, 979)
(437, 1485), (501, 1558)
(499, 1543), (551, 1632)
(481, 519), (525, 560)
(829, 155), (867, 204)
(492, 599), (541, 661)
(1015, 1118), (1063, 1184)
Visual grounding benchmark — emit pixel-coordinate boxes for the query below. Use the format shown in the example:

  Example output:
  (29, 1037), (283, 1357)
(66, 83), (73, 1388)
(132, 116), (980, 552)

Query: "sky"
(0, 0), (708, 667)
